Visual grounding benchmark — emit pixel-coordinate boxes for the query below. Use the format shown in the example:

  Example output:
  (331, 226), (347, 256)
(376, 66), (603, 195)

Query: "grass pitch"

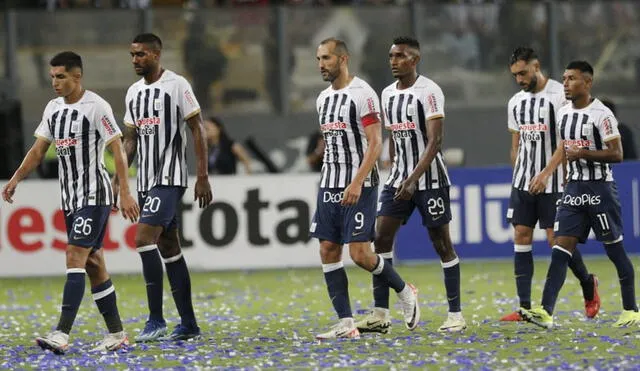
(1, 257), (640, 369)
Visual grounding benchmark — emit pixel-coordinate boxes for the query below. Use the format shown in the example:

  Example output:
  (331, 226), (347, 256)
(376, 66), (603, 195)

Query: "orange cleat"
(500, 311), (524, 321)
(584, 274), (600, 319)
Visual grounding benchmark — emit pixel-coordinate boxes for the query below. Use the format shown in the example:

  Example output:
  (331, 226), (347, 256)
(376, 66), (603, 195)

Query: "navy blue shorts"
(506, 188), (561, 229)
(555, 181), (623, 243)
(138, 186), (186, 230)
(378, 185), (451, 228)
(309, 186), (377, 245)
(64, 205), (111, 251)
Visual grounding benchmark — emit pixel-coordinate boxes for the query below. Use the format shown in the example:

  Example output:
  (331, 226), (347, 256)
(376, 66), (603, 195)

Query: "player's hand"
(111, 177), (120, 212)
(394, 179), (416, 201)
(194, 175), (213, 209)
(119, 192), (140, 223)
(341, 181), (362, 206)
(529, 172), (549, 195)
(565, 145), (583, 162)
(1, 180), (18, 203)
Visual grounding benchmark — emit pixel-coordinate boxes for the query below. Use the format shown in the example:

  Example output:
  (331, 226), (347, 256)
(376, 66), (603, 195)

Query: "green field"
(2, 257), (640, 369)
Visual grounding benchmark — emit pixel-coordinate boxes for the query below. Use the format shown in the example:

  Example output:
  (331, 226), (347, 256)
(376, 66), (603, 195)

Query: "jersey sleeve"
(123, 87), (135, 128)
(424, 83), (445, 121)
(34, 102), (54, 142)
(96, 100), (122, 146)
(178, 77), (201, 121)
(356, 86), (381, 127)
(507, 97), (519, 132)
(596, 111), (620, 142)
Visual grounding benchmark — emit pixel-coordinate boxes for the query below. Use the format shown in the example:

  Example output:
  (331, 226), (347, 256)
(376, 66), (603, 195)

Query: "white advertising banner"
(0, 175), (325, 277)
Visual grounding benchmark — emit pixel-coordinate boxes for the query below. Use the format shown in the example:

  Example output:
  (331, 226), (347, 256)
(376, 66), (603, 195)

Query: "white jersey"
(316, 76), (380, 189)
(34, 90), (121, 211)
(381, 75), (450, 190)
(124, 70), (201, 192)
(557, 98), (620, 182)
(508, 79), (566, 193)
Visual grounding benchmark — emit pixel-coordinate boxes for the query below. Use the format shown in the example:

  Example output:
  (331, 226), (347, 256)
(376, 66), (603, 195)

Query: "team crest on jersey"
(539, 106), (547, 118)
(582, 123), (593, 137)
(70, 121), (81, 133)
(339, 105), (347, 117)
(154, 98), (163, 111)
(407, 104), (415, 116)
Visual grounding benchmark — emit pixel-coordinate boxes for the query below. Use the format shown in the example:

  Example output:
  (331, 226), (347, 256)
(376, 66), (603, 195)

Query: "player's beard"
(524, 75), (538, 92)
(134, 65), (149, 76)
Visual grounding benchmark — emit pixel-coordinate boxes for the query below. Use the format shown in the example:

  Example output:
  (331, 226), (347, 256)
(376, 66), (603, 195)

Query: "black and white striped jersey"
(381, 75), (450, 190)
(34, 90), (121, 211)
(316, 76), (380, 189)
(557, 98), (619, 182)
(508, 79), (566, 193)
(124, 70), (201, 192)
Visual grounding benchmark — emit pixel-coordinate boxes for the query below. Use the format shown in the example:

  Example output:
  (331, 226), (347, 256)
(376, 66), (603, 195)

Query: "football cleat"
(135, 319), (168, 342)
(438, 312), (467, 333)
(91, 331), (129, 352)
(518, 307), (553, 329)
(500, 310), (524, 322)
(584, 274), (600, 319)
(316, 321), (360, 340)
(398, 283), (420, 330)
(160, 324), (201, 341)
(35, 330), (70, 355)
(355, 309), (391, 334)
(613, 310), (640, 327)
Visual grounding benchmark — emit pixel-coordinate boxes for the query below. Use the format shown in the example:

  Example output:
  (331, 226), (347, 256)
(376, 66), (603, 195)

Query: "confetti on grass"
(1, 259), (639, 369)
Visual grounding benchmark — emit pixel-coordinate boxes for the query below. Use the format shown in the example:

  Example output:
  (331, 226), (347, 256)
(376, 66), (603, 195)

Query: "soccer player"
(116, 33), (213, 341)
(521, 60), (640, 328)
(356, 36), (466, 334)
(311, 38), (419, 340)
(1, 51), (139, 354)
(501, 48), (599, 322)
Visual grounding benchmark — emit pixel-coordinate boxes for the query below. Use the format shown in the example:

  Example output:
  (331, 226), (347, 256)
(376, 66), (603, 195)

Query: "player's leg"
(133, 222), (166, 341)
(504, 188), (537, 320)
(356, 184), (409, 333)
(519, 185), (589, 329)
(347, 186), (419, 331)
(85, 249), (128, 351)
(316, 239), (360, 339)
(427, 224), (466, 332)
(135, 187), (181, 341)
(36, 207), (104, 353)
(591, 183), (640, 326)
(311, 188), (358, 339)
(355, 215), (403, 334)
(158, 227), (200, 340)
(539, 193), (597, 317)
(414, 187), (464, 331)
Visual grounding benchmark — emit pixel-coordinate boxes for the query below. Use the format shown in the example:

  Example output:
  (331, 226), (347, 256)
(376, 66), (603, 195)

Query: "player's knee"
(374, 234), (393, 253)
(135, 230), (157, 248)
(65, 246), (89, 268)
(319, 243), (341, 262)
(513, 227), (533, 245)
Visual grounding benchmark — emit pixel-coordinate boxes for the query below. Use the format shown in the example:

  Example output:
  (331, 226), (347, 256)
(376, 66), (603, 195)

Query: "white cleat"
(91, 331), (129, 352)
(316, 319), (360, 340)
(35, 330), (69, 355)
(438, 312), (467, 333)
(398, 283), (420, 330)
(355, 308), (391, 334)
